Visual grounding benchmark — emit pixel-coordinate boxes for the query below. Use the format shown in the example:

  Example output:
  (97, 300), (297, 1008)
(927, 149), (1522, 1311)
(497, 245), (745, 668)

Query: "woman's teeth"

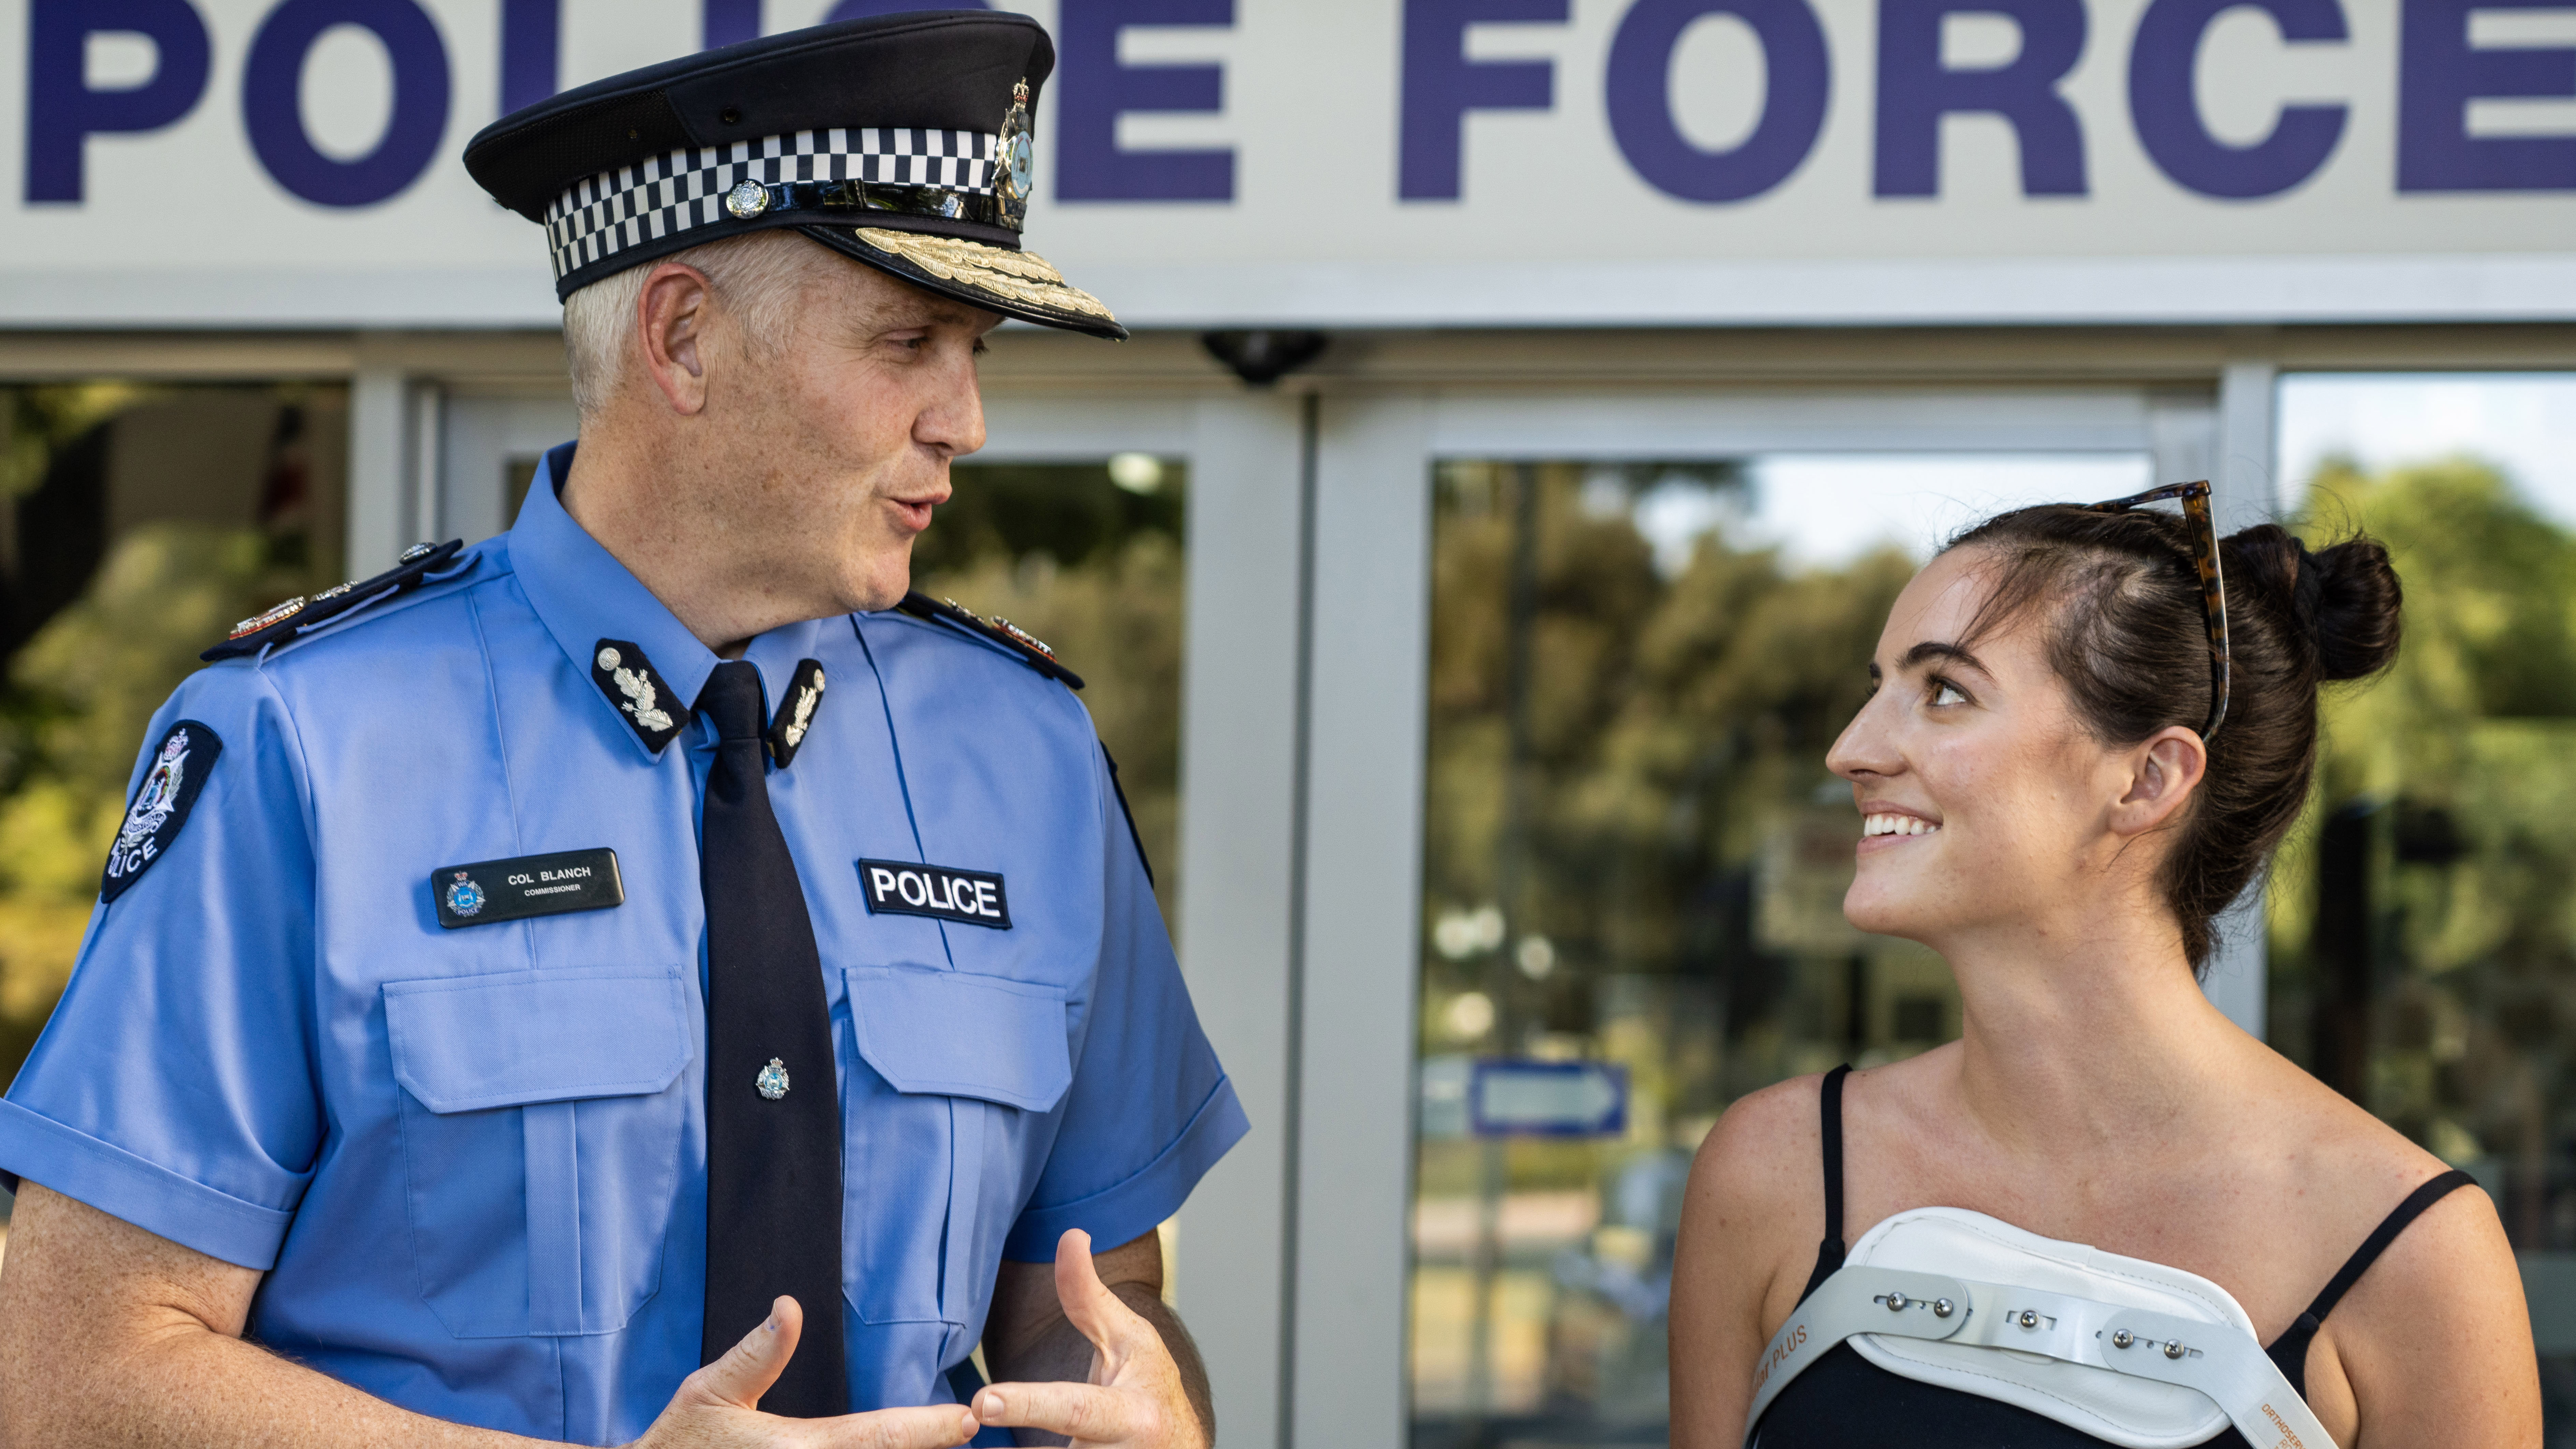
(1862, 813), (1939, 838)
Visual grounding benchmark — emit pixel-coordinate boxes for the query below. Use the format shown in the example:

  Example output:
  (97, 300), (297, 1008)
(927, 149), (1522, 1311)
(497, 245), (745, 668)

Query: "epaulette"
(895, 592), (1085, 690)
(202, 540), (469, 662)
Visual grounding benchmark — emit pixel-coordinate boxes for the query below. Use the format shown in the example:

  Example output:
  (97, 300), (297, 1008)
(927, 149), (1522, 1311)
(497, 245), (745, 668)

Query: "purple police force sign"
(8, 1), (2574, 330)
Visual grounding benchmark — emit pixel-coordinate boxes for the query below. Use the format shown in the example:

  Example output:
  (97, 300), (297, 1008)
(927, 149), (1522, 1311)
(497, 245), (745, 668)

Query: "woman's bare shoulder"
(1687, 1072), (1828, 1212)
(1674, 1074), (1838, 1362)
(2303, 1133), (2538, 1444)
(2248, 1046), (2457, 1230)
(1672, 1074), (1841, 1445)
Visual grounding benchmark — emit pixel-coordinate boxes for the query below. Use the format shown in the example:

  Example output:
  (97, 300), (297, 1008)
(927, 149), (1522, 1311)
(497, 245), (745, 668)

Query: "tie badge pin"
(756, 1058), (790, 1100)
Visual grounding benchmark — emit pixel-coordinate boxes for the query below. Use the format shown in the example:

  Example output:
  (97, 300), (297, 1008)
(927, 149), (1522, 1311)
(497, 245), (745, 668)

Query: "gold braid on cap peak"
(854, 228), (1116, 321)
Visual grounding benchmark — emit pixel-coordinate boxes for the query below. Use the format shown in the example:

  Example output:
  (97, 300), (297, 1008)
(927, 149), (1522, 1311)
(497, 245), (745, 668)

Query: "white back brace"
(1745, 1207), (2334, 1449)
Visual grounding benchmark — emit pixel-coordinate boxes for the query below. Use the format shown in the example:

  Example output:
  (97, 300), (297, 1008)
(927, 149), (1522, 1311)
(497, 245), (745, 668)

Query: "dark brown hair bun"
(2313, 537), (2403, 682)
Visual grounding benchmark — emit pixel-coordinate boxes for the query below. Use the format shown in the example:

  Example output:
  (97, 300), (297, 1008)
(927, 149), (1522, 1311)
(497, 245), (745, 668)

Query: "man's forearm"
(0, 1184), (549, 1449)
(986, 1286), (1215, 1448)
(3, 1320), (558, 1449)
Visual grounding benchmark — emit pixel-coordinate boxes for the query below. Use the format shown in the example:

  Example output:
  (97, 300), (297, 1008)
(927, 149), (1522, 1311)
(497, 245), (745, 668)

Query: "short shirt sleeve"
(1002, 747), (1247, 1261)
(0, 664), (322, 1270)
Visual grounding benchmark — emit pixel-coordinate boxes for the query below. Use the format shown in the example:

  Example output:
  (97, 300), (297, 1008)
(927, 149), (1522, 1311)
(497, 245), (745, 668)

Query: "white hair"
(560, 231), (833, 416)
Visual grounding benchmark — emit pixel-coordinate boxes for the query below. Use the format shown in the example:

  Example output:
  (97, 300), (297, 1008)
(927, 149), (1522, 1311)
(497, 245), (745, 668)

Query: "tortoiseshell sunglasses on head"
(2079, 479), (2230, 740)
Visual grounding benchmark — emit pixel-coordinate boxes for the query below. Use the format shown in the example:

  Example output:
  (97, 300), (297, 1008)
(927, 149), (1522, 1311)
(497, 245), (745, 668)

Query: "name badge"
(433, 848), (625, 929)
(857, 858), (1011, 930)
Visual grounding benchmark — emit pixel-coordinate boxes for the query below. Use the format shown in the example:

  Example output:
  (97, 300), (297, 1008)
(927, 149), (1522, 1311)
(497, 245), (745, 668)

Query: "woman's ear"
(2110, 726), (2208, 837)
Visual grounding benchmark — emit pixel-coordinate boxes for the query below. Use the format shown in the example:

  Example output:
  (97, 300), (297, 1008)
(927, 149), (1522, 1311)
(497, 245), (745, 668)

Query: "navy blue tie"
(696, 660), (846, 1417)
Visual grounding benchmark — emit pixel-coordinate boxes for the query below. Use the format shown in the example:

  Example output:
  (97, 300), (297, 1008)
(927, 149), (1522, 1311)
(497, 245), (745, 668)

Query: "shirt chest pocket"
(842, 965), (1071, 1337)
(385, 966), (694, 1339)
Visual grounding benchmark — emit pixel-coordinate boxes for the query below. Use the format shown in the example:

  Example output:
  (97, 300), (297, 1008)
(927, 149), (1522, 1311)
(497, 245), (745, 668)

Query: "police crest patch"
(101, 721), (221, 902)
(445, 872), (486, 917)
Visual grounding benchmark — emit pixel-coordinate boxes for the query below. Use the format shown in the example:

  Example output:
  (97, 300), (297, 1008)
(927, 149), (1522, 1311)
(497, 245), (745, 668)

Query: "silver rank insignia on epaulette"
(947, 598), (1057, 659)
(229, 597), (308, 639)
(895, 592), (1085, 690)
(206, 540), (463, 662)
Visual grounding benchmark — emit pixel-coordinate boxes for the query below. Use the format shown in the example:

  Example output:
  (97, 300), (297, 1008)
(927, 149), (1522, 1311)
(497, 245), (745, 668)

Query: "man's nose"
(919, 359), (987, 458)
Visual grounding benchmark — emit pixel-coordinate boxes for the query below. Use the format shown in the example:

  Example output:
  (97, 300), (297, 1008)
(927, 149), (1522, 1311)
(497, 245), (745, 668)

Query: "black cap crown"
(463, 10), (1120, 339)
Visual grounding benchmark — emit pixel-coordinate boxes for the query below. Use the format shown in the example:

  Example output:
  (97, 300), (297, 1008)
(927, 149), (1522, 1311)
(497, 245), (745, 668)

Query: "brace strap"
(1743, 1267), (2337, 1449)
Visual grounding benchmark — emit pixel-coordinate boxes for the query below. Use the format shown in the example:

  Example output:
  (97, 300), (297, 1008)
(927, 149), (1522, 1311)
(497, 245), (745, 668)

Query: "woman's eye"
(1930, 681), (1968, 707)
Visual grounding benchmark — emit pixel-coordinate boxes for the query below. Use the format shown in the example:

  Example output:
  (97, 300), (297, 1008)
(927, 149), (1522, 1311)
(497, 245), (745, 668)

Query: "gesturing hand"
(631, 1295), (979, 1449)
(971, 1231), (1209, 1449)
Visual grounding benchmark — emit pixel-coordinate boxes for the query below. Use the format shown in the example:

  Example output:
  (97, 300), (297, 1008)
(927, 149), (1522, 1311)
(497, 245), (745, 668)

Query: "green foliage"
(0, 525), (288, 1086)
(911, 462), (1183, 577)
(2269, 454), (2576, 1244)
(913, 508), (1186, 925)
(0, 384), (144, 504)
(1422, 462), (1913, 1096)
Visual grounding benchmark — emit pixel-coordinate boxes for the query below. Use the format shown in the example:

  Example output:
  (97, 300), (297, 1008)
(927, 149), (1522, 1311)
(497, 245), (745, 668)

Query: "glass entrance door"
(1407, 450), (2161, 1448)
(2269, 372), (2576, 1430)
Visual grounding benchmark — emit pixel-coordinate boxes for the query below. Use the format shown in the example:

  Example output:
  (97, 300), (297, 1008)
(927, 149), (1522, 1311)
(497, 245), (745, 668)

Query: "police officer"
(0, 13), (1243, 1449)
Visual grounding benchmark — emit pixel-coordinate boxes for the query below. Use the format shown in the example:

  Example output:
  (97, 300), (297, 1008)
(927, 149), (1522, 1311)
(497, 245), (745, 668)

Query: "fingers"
(974, 1380), (1142, 1443)
(819, 1404), (982, 1449)
(682, 1295), (801, 1410)
(650, 1307), (975, 1449)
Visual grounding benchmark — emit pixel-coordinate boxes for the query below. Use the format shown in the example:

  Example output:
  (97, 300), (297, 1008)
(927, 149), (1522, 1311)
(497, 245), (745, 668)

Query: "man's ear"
(2109, 726), (2208, 838)
(635, 262), (714, 416)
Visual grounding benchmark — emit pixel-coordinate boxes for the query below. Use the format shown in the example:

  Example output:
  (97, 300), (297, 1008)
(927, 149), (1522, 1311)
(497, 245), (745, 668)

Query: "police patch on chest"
(432, 848), (625, 928)
(101, 720), (222, 903)
(857, 859), (1011, 930)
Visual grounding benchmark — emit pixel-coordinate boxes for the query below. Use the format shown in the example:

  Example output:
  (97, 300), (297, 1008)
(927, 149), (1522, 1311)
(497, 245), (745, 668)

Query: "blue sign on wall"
(1470, 1059), (1630, 1139)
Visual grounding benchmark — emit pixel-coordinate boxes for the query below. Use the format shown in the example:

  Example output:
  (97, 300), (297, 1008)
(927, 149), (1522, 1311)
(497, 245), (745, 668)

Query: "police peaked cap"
(463, 10), (1122, 340)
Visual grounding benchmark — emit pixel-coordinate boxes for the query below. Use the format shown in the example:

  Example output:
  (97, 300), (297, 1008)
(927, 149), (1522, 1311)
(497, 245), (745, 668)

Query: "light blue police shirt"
(0, 442), (1247, 1445)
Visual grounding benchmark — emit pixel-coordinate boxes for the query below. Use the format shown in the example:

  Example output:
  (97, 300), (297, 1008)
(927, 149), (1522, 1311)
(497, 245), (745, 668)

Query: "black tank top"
(1751, 1065), (2476, 1448)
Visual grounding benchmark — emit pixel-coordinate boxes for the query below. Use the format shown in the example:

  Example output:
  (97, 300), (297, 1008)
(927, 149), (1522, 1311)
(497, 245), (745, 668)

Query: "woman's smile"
(1865, 799), (1937, 845)
(1859, 810), (1942, 846)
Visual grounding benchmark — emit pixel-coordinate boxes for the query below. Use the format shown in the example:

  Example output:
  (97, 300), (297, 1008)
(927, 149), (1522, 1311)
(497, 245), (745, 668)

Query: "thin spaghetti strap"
(2303, 1169), (2477, 1324)
(1819, 1065), (1850, 1249)
(2265, 1168), (2478, 1395)
(1796, 1065), (1854, 1304)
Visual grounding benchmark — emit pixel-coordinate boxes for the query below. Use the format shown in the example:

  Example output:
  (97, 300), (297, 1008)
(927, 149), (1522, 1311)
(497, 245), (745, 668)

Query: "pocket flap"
(386, 967), (692, 1114)
(846, 966), (1071, 1112)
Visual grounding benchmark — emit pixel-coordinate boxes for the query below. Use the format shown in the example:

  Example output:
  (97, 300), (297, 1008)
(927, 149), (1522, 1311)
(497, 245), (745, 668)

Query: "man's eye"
(1930, 681), (1968, 707)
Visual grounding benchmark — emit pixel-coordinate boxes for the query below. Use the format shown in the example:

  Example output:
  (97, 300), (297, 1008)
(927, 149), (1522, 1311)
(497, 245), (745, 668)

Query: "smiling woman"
(1671, 491), (2542, 1449)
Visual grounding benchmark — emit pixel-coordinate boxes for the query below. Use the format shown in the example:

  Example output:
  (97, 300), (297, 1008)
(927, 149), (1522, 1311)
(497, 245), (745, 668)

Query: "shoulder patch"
(895, 592), (1085, 690)
(202, 539), (469, 662)
(102, 721), (221, 902)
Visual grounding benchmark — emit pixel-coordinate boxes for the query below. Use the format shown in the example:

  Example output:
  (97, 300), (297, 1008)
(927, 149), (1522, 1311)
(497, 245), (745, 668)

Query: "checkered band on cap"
(544, 128), (998, 283)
